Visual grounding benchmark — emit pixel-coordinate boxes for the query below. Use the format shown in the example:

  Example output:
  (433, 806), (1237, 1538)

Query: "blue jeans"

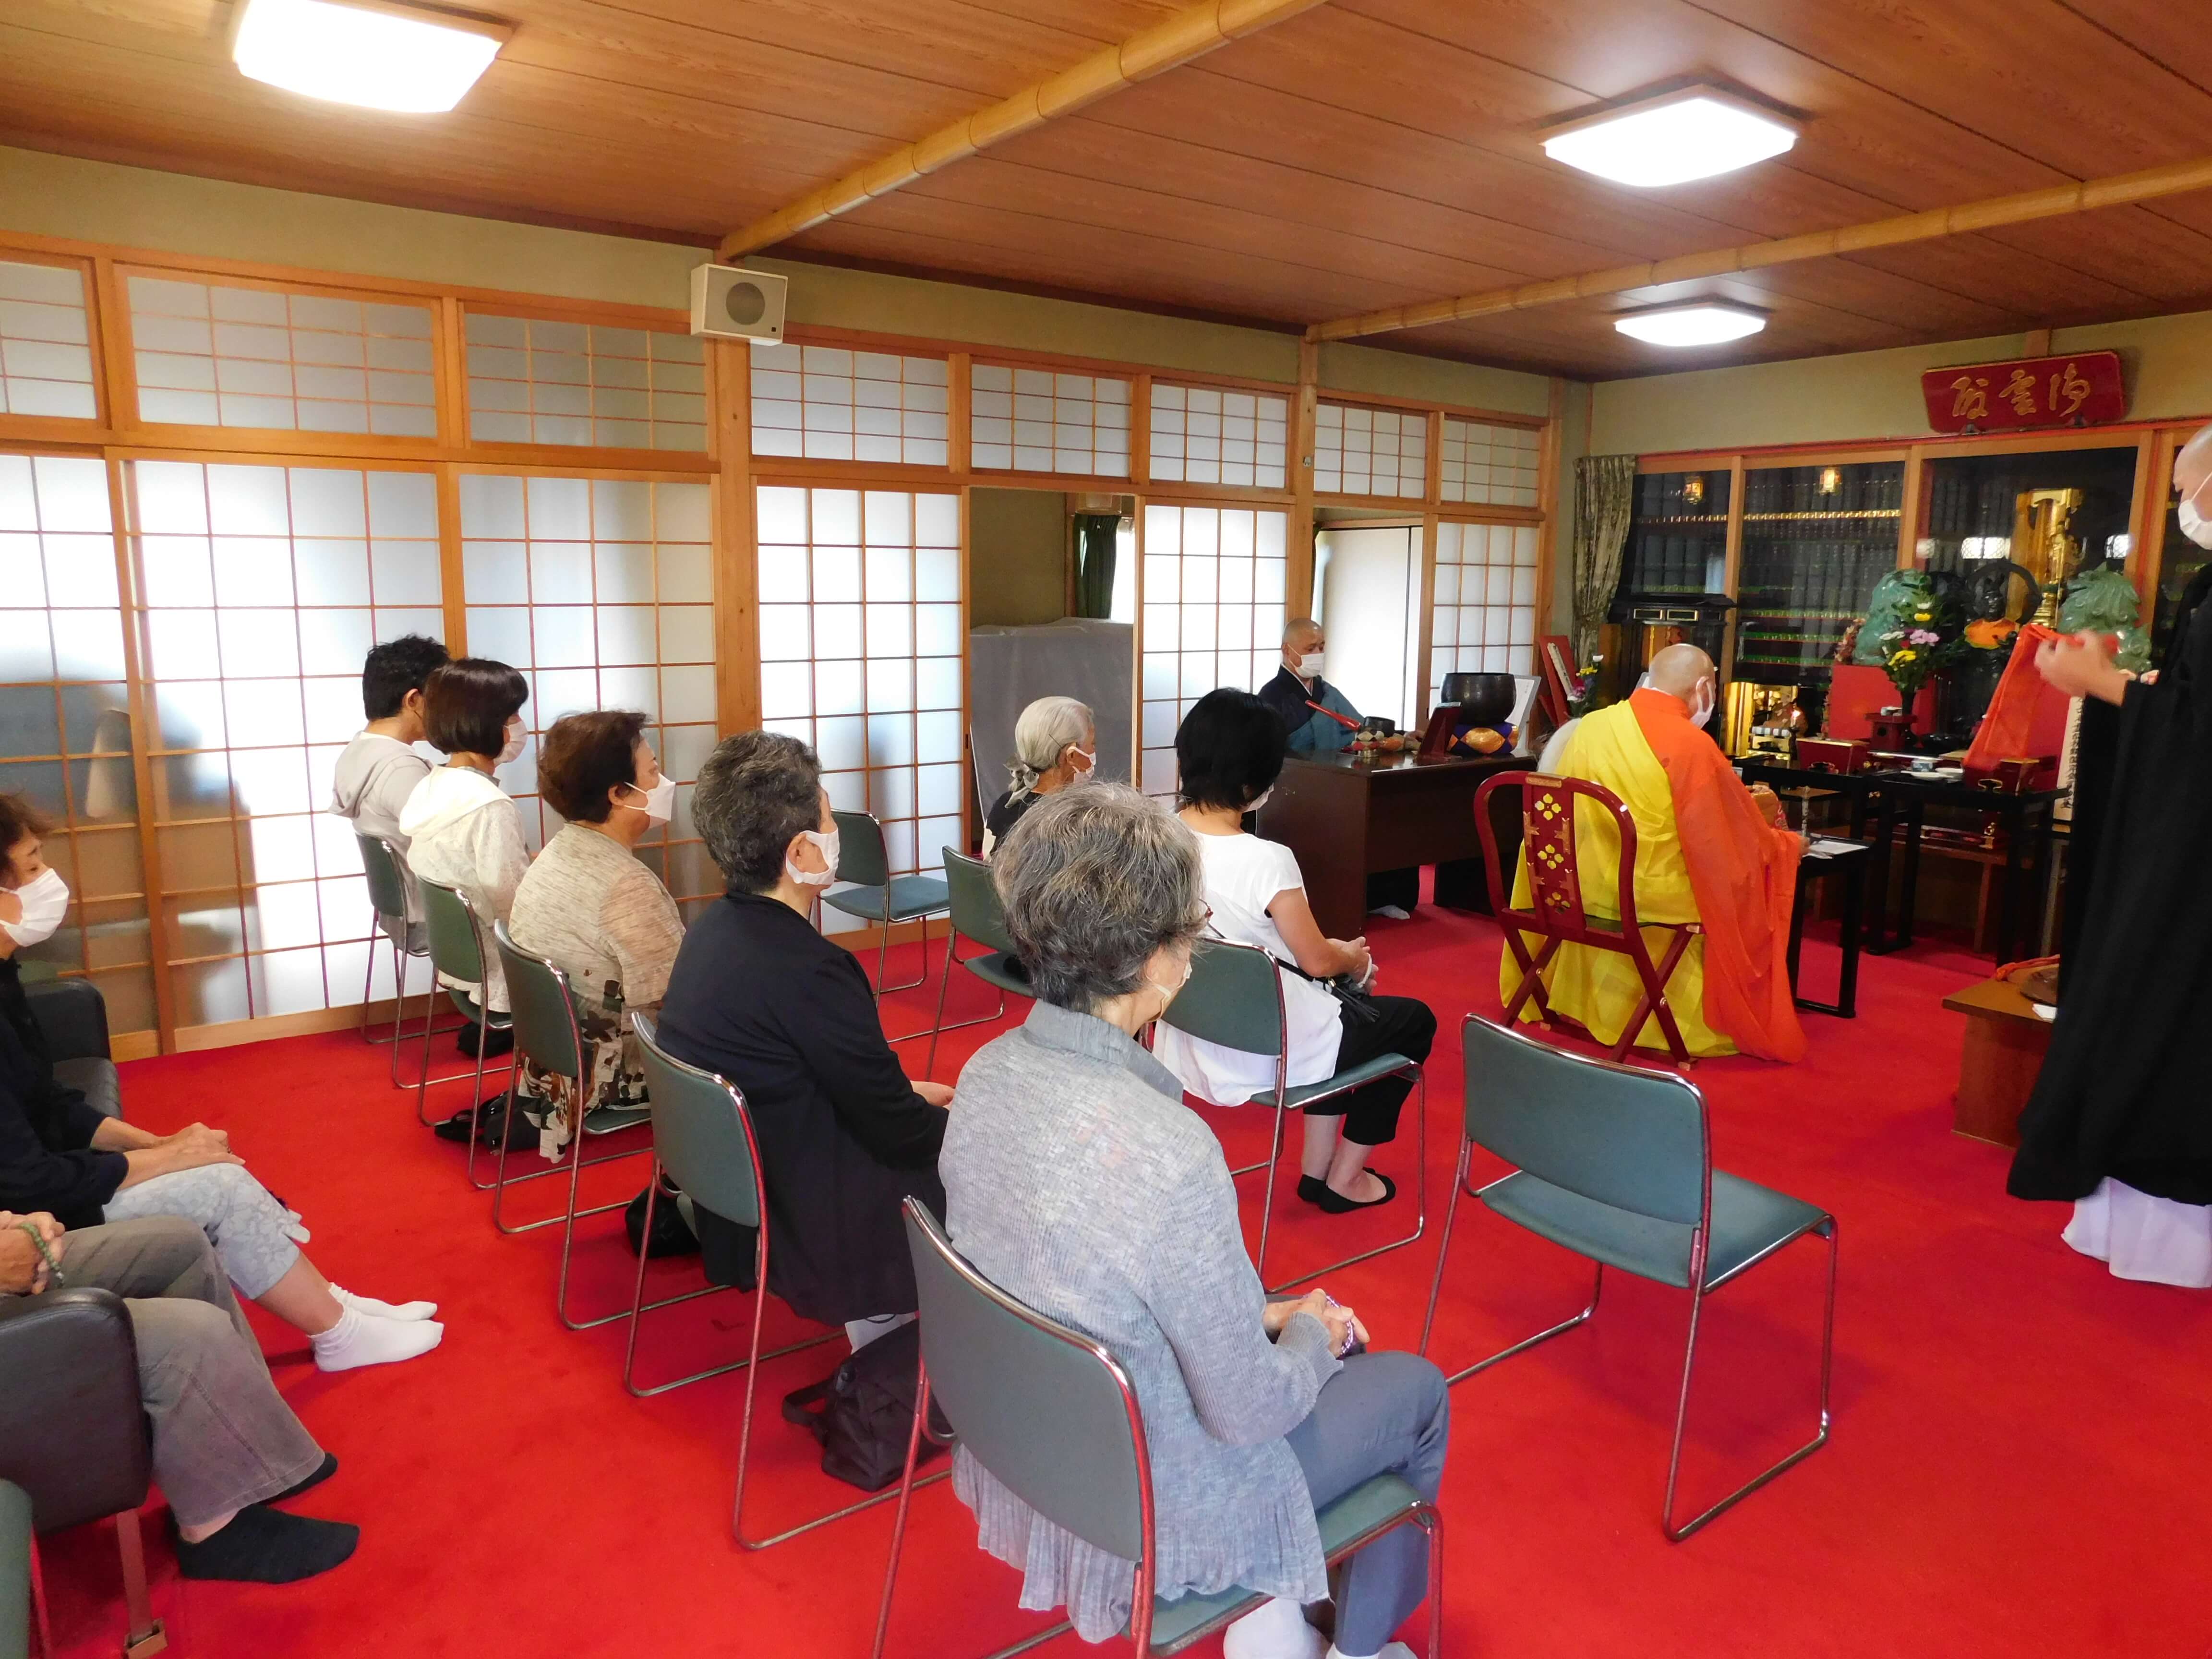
(1283, 1350), (1450, 1656)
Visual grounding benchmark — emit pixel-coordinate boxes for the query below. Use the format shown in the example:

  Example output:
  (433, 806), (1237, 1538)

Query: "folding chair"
(1154, 939), (1424, 1294)
(1475, 770), (1702, 1069)
(0, 1479), (32, 1659)
(491, 920), (654, 1329)
(874, 1199), (1443, 1659)
(819, 809), (950, 997)
(1421, 1012), (1837, 1541)
(923, 849), (1030, 1077)
(354, 833), (471, 1088)
(411, 877), (515, 1160)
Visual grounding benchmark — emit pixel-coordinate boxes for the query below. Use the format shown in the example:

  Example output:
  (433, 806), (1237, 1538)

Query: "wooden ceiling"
(7, 0), (2212, 379)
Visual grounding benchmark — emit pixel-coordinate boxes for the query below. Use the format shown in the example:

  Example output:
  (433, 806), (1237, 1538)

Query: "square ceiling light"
(1542, 86), (1800, 188)
(233, 0), (510, 113)
(1613, 302), (1769, 348)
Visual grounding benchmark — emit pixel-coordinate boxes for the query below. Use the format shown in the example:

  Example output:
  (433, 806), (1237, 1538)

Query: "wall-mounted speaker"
(689, 264), (788, 343)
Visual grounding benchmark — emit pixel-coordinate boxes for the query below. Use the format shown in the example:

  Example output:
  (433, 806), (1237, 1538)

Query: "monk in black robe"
(2008, 425), (2212, 1287)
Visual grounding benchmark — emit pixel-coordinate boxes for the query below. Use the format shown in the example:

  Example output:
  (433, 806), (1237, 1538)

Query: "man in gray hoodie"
(328, 634), (450, 854)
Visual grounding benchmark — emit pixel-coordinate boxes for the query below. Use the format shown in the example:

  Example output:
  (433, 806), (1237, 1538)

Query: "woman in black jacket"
(655, 732), (951, 1347)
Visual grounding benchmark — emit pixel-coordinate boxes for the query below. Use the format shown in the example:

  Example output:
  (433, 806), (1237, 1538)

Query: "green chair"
(411, 876), (515, 1167)
(492, 920), (654, 1330)
(923, 849), (1031, 1078)
(1421, 1012), (1837, 1541)
(1156, 939), (1425, 1293)
(0, 1480), (32, 1659)
(819, 809), (950, 998)
(873, 1199), (1443, 1659)
(356, 833), (471, 1088)
(627, 1015), (942, 1548)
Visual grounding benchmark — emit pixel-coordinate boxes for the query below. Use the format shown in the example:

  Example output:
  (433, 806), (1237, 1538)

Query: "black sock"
(174, 1506), (358, 1583)
(270, 1453), (337, 1505)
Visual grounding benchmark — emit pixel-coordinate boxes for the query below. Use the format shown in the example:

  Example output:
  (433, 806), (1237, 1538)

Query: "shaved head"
(1647, 643), (1715, 698)
(1282, 617), (1322, 652)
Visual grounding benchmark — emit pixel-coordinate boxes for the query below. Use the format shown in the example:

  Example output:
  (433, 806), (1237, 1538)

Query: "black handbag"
(780, 1322), (950, 1492)
(622, 1178), (699, 1259)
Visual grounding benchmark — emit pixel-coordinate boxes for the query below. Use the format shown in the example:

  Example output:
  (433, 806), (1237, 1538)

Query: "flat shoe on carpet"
(269, 1452), (338, 1505)
(1312, 1172), (1397, 1214)
(174, 1505), (359, 1583)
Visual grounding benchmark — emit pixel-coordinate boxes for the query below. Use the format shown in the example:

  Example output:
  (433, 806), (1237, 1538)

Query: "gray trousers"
(1283, 1350), (1449, 1657)
(61, 1217), (325, 1529)
(102, 1163), (302, 1300)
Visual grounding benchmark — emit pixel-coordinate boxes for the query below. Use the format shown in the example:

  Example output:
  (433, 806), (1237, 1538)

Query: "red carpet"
(35, 905), (2212, 1659)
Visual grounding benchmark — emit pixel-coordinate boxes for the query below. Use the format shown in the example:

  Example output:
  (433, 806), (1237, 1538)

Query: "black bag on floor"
(623, 1178), (699, 1259)
(779, 1321), (949, 1492)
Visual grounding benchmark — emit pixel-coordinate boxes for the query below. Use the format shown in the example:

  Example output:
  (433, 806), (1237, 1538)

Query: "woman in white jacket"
(398, 658), (532, 1140)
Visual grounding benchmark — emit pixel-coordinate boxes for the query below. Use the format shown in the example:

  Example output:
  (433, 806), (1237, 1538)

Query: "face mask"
(786, 826), (840, 889)
(2181, 496), (2212, 552)
(1691, 687), (1716, 729)
(2, 867), (69, 949)
(623, 776), (676, 825)
(1294, 651), (1324, 678)
(1146, 949), (1193, 1012)
(1068, 745), (1095, 778)
(497, 717), (527, 766)
(1246, 786), (1274, 815)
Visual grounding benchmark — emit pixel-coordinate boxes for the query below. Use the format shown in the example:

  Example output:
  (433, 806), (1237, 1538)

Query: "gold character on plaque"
(2000, 368), (2038, 417)
(2048, 361), (2092, 419)
(1950, 375), (1991, 421)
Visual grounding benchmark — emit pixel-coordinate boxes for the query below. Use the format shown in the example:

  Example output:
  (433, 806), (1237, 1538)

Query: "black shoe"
(1312, 1172), (1397, 1214)
(1297, 1175), (1330, 1206)
(173, 1505), (358, 1583)
(455, 1022), (514, 1059)
(269, 1453), (337, 1505)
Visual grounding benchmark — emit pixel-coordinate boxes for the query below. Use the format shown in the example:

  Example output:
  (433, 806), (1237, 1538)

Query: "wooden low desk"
(1257, 752), (1532, 939)
(1940, 974), (2055, 1146)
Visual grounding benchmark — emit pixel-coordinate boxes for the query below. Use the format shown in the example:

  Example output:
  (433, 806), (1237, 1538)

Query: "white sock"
(332, 1286), (438, 1321)
(1328, 1642), (1415, 1659)
(1223, 1598), (1323, 1659)
(311, 1306), (444, 1372)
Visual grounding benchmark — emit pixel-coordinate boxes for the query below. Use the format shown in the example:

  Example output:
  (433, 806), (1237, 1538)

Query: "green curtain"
(1073, 513), (1120, 619)
(1572, 455), (1638, 670)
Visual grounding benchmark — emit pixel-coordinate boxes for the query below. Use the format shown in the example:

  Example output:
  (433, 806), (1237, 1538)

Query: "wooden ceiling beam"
(1306, 151), (2212, 343)
(715, 0), (1329, 260)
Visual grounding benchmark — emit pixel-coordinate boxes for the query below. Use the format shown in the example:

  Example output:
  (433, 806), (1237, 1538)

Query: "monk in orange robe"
(1503, 644), (1806, 1062)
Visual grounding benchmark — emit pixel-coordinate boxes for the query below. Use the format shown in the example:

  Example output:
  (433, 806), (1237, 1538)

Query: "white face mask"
(497, 717), (527, 766)
(2, 867), (69, 949)
(2180, 495), (2212, 552)
(1246, 786), (1274, 816)
(1146, 948), (1193, 1011)
(1691, 685), (1716, 729)
(623, 775), (676, 825)
(787, 825), (840, 889)
(1294, 651), (1325, 679)
(1068, 745), (1096, 778)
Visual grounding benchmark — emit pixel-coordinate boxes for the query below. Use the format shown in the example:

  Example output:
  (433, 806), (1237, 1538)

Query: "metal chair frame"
(490, 920), (654, 1329)
(874, 1200), (1443, 1659)
(1475, 770), (1702, 1070)
(1166, 939), (1426, 1295)
(408, 877), (516, 1159)
(1419, 1014), (1838, 1542)
(921, 848), (1026, 1076)
(352, 832), (473, 1087)
(623, 1016), (948, 1548)
(819, 809), (949, 998)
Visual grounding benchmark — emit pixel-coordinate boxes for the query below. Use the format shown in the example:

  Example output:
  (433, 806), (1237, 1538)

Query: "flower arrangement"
(1873, 592), (1966, 707)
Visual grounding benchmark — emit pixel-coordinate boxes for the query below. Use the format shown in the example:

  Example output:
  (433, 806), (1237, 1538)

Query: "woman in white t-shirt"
(1153, 689), (1436, 1213)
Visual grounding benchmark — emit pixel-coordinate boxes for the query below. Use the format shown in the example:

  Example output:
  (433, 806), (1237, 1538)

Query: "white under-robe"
(2062, 1178), (2212, 1289)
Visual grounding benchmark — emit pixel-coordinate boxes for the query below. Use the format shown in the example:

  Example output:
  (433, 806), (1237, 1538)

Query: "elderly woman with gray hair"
(941, 784), (1447, 1659)
(981, 694), (1094, 857)
(654, 730), (952, 1349)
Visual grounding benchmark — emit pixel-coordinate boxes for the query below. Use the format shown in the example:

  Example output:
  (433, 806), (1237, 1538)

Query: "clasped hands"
(0, 1210), (67, 1296)
(1265, 1287), (1368, 1357)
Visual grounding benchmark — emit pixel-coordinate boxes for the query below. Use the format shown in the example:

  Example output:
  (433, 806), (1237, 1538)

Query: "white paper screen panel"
(1314, 402), (1425, 499)
(755, 486), (963, 922)
(1441, 419), (1541, 508)
(1138, 505), (1288, 796)
(465, 313), (707, 452)
(128, 276), (436, 437)
(972, 363), (1129, 477)
(1149, 384), (1288, 490)
(457, 475), (719, 911)
(0, 261), (97, 420)
(1429, 521), (1539, 700)
(749, 344), (948, 465)
(127, 459), (446, 1027)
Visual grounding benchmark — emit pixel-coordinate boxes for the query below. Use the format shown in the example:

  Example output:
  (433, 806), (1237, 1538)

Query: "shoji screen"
(0, 454), (154, 1034)
(1314, 402), (1426, 499)
(1148, 384), (1290, 490)
(754, 485), (963, 927)
(0, 259), (98, 420)
(1440, 419), (1541, 508)
(1138, 505), (1288, 795)
(1429, 521), (1539, 703)
(971, 364), (1130, 476)
(748, 344), (949, 465)
(457, 475), (720, 917)
(463, 314), (708, 452)
(127, 459), (445, 1027)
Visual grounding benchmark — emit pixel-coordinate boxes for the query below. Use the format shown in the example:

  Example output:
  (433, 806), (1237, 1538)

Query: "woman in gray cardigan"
(940, 784), (1448, 1659)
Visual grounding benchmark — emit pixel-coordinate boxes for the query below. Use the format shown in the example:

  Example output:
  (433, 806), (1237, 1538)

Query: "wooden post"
(1533, 376), (1567, 653)
(947, 351), (972, 479)
(102, 455), (177, 1053)
(2130, 428), (2175, 612)
(1289, 338), (1318, 618)
(1897, 447), (1927, 570)
(1719, 455), (1747, 683)
(709, 338), (759, 735)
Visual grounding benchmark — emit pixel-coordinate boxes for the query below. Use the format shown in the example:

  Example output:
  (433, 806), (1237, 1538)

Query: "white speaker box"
(689, 264), (788, 343)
